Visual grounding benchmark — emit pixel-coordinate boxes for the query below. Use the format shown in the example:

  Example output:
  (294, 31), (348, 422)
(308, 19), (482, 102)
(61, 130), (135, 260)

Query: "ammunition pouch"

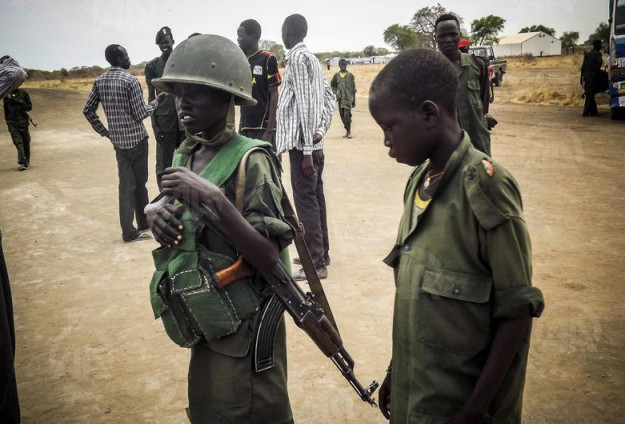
(149, 245), (260, 348)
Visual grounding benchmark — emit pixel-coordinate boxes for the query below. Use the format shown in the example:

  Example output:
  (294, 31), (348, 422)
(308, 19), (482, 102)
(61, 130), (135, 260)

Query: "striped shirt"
(83, 67), (158, 149)
(276, 42), (334, 155)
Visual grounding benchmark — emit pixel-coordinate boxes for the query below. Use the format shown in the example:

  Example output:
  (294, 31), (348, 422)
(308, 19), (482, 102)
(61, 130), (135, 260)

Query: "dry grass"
(21, 55), (586, 107)
(498, 54), (585, 106)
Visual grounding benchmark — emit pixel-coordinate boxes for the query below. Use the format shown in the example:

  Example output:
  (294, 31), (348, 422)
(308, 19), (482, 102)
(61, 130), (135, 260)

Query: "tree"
(520, 24), (556, 37)
(410, 3), (464, 49)
(363, 45), (377, 57)
(471, 15), (506, 45)
(585, 22), (609, 47)
(383, 24), (419, 51)
(260, 40), (285, 63)
(560, 31), (580, 50)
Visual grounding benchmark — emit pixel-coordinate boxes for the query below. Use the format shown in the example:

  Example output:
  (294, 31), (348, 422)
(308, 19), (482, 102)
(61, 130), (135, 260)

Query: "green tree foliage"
(585, 22), (609, 46)
(383, 24), (419, 51)
(560, 31), (580, 50)
(470, 15), (505, 45)
(260, 40), (285, 63)
(363, 45), (377, 56)
(410, 2), (465, 49)
(519, 24), (556, 37)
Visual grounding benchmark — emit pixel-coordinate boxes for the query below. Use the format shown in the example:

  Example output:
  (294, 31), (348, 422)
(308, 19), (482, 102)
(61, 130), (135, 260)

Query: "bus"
(608, 0), (625, 119)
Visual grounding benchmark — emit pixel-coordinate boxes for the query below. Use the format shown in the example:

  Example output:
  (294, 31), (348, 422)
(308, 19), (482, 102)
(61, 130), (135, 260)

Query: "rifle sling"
(235, 147), (340, 333)
(279, 191), (340, 334)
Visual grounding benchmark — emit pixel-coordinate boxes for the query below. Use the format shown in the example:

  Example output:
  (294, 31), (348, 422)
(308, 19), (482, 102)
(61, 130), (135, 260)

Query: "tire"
(494, 72), (503, 87)
(610, 107), (624, 120)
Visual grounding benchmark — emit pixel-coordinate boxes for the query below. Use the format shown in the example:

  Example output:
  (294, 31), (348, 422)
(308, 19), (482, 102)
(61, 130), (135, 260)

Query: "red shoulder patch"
(481, 159), (494, 177)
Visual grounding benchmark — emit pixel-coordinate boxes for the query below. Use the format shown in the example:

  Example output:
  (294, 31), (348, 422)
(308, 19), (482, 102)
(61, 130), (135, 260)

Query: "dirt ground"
(1, 61), (625, 423)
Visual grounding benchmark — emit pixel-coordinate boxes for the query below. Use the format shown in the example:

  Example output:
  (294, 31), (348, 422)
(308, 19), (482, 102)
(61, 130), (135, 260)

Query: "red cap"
(458, 39), (470, 49)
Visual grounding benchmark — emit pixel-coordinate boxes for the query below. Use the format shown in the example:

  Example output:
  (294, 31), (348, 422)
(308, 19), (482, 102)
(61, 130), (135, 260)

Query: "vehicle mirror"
(488, 55), (495, 60)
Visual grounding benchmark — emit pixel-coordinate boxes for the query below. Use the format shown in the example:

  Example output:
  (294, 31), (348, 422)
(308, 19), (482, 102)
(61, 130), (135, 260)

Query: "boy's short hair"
(284, 14), (308, 38)
(339, 58), (347, 65)
(240, 19), (262, 40)
(371, 48), (457, 114)
(592, 39), (602, 50)
(435, 13), (460, 30)
(105, 44), (123, 66)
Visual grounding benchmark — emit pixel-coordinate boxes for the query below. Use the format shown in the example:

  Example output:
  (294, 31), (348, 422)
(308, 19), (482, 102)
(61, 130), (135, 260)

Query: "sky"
(0, 0), (608, 71)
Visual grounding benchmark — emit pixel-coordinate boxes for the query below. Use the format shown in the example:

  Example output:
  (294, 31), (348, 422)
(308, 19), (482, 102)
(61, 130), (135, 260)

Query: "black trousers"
(0, 230), (20, 423)
(582, 81), (598, 116)
(7, 123), (30, 166)
(288, 149), (329, 268)
(114, 139), (150, 241)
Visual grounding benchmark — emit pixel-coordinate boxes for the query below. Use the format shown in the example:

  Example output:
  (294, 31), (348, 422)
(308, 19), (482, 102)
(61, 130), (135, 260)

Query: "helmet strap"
(181, 96), (236, 153)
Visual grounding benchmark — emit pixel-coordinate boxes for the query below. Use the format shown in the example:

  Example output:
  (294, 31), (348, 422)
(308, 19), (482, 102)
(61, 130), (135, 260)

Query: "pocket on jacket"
(417, 267), (493, 354)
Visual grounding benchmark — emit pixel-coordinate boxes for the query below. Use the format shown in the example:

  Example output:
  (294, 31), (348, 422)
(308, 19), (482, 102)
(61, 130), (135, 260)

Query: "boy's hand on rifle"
(378, 371), (391, 420)
(147, 203), (185, 247)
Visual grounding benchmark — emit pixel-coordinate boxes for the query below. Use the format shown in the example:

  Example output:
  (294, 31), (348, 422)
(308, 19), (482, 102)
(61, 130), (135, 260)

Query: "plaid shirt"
(276, 42), (334, 155)
(83, 67), (158, 149)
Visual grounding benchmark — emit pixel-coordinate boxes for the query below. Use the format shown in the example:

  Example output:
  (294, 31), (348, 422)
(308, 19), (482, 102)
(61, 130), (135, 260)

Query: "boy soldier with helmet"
(369, 48), (544, 423)
(145, 26), (186, 189)
(236, 19), (282, 150)
(147, 34), (294, 423)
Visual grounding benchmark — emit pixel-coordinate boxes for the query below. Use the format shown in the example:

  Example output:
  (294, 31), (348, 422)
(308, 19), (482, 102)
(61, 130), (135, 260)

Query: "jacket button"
(452, 286), (462, 295)
(403, 244), (411, 251)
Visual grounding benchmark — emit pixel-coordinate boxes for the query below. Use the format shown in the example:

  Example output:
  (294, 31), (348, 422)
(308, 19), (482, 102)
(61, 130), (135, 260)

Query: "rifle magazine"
(253, 293), (285, 372)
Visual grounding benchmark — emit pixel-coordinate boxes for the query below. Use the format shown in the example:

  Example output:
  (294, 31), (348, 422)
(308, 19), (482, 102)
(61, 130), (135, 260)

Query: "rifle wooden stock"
(214, 256), (254, 289)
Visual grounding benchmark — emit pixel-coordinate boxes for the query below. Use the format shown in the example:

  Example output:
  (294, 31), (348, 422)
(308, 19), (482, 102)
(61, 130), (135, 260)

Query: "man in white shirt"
(277, 14), (334, 280)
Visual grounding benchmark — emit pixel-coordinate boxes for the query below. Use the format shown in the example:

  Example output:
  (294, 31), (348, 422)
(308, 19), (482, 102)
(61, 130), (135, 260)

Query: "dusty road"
(1, 76), (624, 423)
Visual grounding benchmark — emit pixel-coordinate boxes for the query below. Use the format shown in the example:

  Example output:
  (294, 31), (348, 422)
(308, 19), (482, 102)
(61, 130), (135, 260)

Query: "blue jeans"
(115, 139), (149, 241)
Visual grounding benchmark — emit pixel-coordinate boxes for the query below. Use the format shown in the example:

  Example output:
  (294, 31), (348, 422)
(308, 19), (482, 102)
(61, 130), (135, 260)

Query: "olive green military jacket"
(457, 53), (491, 155)
(330, 70), (356, 110)
(145, 55), (181, 132)
(384, 133), (544, 423)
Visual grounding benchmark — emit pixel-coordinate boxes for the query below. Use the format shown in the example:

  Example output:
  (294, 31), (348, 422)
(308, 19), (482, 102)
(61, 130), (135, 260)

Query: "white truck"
(468, 45), (507, 86)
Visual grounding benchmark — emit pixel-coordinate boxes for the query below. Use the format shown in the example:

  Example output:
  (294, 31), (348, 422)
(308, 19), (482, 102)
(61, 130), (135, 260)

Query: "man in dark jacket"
(3, 87), (32, 171)
(581, 40), (604, 117)
(145, 27), (186, 189)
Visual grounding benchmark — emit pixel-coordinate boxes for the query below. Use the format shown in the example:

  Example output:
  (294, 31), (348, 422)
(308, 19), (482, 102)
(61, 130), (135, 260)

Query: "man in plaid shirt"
(83, 44), (165, 242)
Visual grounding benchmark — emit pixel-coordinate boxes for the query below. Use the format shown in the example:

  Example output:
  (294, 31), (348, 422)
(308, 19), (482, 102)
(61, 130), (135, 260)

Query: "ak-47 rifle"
(215, 255), (379, 406)
(147, 192), (379, 406)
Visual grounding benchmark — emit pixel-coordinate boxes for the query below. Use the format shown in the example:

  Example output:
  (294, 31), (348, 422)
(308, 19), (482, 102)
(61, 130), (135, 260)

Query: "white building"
(493, 32), (562, 57)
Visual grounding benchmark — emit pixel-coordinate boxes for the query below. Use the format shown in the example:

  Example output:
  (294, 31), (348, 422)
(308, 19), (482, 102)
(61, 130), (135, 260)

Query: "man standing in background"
(145, 26), (185, 189)
(3, 87), (32, 171)
(330, 58), (356, 139)
(83, 44), (164, 243)
(236, 19), (282, 150)
(435, 14), (493, 155)
(277, 14), (334, 280)
(580, 40), (603, 117)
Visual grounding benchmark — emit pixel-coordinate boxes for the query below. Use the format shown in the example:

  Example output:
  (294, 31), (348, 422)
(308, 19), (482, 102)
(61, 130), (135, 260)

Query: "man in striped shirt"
(277, 14), (335, 280)
(83, 44), (164, 242)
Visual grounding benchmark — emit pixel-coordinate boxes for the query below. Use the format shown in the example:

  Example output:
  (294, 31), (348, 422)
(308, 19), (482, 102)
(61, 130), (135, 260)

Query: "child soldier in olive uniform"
(3, 88), (32, 171)
(330, 58), (356, 138)
(147, 34), (293, 423)
(369, 48), (544, 423)
(145, 26), (186, 189)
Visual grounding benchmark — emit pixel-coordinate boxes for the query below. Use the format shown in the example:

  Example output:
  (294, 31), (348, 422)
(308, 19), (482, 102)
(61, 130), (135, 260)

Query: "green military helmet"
(152, 34), (256, 106)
